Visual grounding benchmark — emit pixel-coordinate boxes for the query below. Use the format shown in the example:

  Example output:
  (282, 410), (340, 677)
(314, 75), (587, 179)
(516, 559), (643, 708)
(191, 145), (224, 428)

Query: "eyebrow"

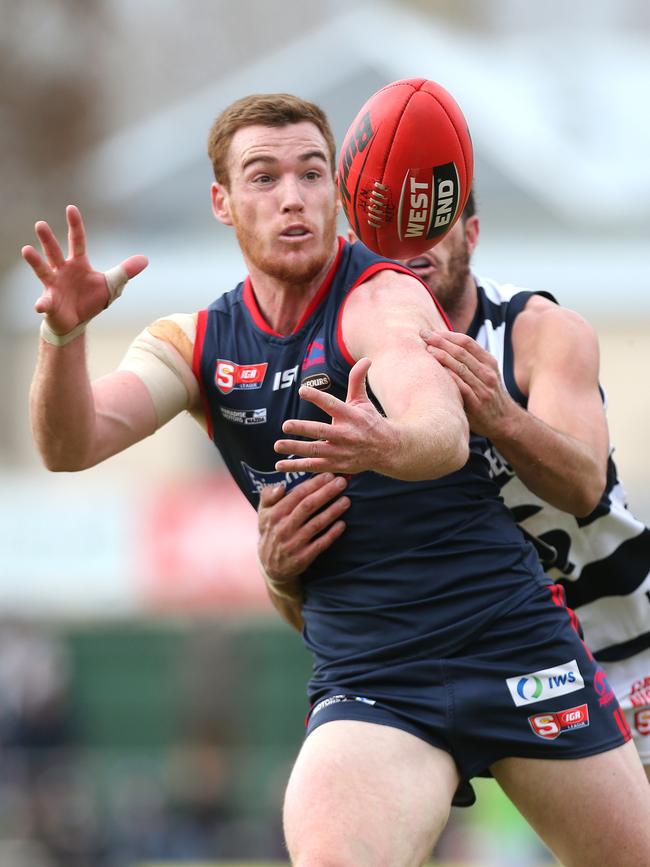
(241, 149), (329, 172)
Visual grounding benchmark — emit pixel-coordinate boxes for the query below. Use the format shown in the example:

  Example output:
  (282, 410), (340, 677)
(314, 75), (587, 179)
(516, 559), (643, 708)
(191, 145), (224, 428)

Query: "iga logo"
(216, 360), (267, 394)
(506, 659), (584, 707)
(529, 704), (590, 740)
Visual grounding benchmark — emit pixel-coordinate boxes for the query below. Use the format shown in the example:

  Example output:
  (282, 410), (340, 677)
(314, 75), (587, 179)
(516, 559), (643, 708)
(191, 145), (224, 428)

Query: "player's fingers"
(258, 482), (287, 510)
(300, 495), (350, 539)
(302, 519), (347, 560)
(120, 254), (149, 279)
(66, 205), (87, 258)
(297, 383), (351, 420)
(35, 221), (65, 268)
(448, 369), (478, 405)
(21, 245), (54, 284)
(275, 456), (330, 474)
(427, 343), (482, 387)
(266, 472), (335, 520)
(346, 357), (372, 404)
(423, 329), (493, 369)
(292, 479), (349, 530)
(280, 418), (332, 441)
(275, 437), (317, 457)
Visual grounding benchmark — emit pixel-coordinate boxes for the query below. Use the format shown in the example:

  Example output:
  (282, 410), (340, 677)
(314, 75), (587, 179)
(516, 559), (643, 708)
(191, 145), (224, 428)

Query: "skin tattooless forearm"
(30, 335), (97, 471)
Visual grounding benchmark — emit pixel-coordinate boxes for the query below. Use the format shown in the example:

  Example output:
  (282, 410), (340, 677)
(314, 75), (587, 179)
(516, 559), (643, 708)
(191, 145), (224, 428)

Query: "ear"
(211, 182), (233, 226)
(464, 215), (480, 257)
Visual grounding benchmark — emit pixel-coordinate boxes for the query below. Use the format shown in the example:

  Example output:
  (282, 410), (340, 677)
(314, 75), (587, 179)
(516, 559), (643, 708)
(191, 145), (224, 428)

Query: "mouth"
(404, 255), (437, 275)
(280, 225), (313, 242)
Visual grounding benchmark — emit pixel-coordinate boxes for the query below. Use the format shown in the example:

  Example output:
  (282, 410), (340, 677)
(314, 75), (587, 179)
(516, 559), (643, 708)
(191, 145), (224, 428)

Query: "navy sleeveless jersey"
(193, 240), (547, 696)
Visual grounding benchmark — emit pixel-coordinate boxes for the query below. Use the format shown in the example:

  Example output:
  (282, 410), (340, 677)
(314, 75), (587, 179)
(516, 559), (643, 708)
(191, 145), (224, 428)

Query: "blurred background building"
(0, 0), (648, 864)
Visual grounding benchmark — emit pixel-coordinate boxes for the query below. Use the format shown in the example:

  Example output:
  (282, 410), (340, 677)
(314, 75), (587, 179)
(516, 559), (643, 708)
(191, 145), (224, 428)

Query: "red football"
(337, 78), (473, 259)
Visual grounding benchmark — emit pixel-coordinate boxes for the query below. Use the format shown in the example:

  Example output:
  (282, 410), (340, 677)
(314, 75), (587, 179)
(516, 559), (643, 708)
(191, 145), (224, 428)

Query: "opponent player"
(259, 189), (650, 786)
(24, 95), (650, 866)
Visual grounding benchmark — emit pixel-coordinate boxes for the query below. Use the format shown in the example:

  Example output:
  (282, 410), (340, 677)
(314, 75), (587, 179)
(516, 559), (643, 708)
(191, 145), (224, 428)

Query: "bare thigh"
(283, 719), (459, 867)
(492, 740), (650, 867)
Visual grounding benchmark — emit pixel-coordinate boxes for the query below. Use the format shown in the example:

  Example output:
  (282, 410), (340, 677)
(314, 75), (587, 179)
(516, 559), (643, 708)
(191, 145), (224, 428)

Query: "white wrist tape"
(104, 265), (130, 303)
(257, 554), (302, 602)
(40, 318), (88, 347)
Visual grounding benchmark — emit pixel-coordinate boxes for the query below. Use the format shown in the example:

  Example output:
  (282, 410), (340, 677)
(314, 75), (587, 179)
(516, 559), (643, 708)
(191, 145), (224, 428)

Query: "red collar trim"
(242, 237), (345, 336)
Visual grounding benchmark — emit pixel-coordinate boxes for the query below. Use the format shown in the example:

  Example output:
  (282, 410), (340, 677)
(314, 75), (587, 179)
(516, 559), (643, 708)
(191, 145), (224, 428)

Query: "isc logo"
(273, 365), (300, 391)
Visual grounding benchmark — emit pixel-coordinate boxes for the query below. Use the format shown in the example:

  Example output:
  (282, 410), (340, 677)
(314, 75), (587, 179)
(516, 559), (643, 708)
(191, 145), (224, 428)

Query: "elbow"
(40, 455), (87, 473)
(436, 417), (469, 478)
(570, 473), (606, 518)
(37, 444), (94, 473)
(452, 437), (470, 473)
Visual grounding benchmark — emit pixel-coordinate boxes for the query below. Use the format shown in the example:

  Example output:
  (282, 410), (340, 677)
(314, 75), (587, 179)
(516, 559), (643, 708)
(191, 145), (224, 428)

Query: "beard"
(231, 205), (338, 288)
(428, 234), (471, 316)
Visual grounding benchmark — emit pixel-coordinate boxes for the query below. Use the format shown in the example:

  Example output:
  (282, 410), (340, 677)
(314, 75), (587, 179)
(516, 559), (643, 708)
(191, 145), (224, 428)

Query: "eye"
(253, 173), (274, 185)
(304, 170), (321, 181)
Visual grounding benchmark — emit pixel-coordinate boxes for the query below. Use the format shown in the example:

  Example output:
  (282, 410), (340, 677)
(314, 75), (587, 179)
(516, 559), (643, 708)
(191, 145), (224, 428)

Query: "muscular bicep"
(90, 370), (160, 462)
(342, 270), (464, 422)
(514, 303), (609, 462)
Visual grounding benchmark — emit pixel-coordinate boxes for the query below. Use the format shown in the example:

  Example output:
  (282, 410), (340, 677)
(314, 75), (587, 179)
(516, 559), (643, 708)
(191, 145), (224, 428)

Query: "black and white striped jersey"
(468, 274), (650, 662)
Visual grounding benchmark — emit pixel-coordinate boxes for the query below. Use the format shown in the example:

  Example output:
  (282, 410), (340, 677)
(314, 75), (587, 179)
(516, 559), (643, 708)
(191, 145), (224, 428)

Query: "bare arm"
(23, 206), (179, 471)
(275, 270), (468, 481)
(422, 297), (608, 516)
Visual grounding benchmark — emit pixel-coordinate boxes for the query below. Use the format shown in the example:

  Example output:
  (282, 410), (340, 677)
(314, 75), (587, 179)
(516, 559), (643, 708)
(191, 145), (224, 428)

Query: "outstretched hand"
(274, 357), (395, 476)
(22, 205), (148, 336)
(420, 329), (515, 438)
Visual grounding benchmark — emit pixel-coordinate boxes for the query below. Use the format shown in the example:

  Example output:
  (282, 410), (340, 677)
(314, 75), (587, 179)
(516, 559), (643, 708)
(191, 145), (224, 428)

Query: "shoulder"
(147, 312), (198, 367)
(512, 297), (600, 393)
(514, 297), (598, 350)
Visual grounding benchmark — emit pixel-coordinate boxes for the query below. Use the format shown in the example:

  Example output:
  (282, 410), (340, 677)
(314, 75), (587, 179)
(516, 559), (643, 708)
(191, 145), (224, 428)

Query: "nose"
(279, 175), (305, 213)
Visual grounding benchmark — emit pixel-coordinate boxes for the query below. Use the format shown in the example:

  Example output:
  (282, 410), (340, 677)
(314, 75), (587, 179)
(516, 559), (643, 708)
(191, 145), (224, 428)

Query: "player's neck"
(246, 250), (337, 335)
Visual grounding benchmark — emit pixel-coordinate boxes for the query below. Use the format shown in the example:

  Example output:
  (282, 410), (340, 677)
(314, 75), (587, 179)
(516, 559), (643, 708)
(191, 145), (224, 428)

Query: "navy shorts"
(305, 582), (631, 806)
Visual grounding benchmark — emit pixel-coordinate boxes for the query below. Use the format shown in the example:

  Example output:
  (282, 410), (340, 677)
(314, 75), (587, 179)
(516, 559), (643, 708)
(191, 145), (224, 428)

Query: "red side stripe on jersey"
(192, 309), (214, 440)
(546, 582), (594, 662)
(335, 262), (454, 365)
(613, 706), (632, 740)
(242, 237), (345, 336)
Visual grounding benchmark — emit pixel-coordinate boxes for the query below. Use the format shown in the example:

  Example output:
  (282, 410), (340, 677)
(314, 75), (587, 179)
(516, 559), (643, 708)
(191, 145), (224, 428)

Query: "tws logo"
(517, 676), (543, 702)
(506, 660), (584, 707)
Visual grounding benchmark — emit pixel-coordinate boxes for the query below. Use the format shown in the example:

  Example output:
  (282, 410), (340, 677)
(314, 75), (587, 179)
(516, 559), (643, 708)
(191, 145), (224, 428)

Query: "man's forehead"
(229, 121), (329, 167)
